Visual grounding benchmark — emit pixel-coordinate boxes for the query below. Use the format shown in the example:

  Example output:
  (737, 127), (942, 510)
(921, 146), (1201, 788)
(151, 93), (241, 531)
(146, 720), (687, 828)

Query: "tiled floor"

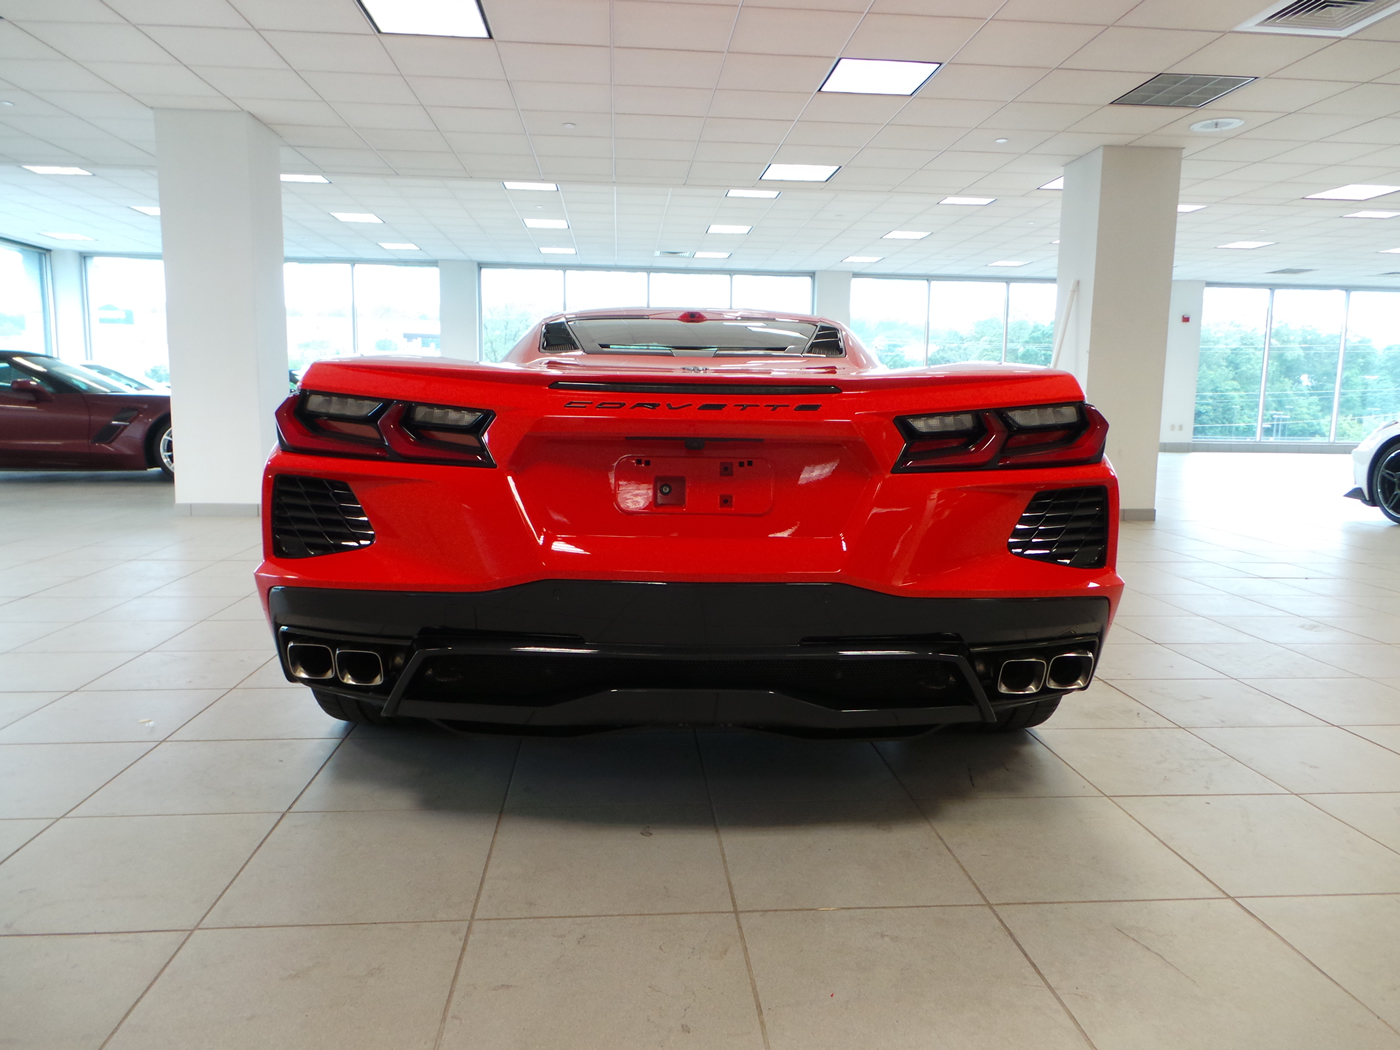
(5, 454), (1400, 1048)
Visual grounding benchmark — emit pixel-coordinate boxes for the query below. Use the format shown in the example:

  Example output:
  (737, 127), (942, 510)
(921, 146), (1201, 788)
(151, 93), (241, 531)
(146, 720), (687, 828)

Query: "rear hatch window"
(545, 318), (840, 358)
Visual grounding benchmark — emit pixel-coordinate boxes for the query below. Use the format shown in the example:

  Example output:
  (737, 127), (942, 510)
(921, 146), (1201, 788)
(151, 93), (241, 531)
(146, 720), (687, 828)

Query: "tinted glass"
(564, 317), (819, 356)
(13, 355), (130, 393)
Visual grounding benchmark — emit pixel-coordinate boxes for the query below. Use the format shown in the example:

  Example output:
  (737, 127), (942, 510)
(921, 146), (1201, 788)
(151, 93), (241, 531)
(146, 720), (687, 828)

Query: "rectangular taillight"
(893, 402), (1108, 472)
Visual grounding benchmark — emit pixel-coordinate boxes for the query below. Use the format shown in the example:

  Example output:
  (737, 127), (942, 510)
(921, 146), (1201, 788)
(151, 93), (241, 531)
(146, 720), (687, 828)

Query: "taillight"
(893, 402), (1107, 472)
(276, 391), (495, 466)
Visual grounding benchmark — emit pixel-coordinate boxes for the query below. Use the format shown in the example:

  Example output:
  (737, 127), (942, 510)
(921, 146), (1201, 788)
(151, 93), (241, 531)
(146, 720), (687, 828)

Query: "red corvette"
(257, 308), (1121, 734)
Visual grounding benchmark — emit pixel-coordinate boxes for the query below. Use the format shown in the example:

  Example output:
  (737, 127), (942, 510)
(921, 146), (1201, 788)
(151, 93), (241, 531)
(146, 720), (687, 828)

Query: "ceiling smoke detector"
(1191, 118), (1245, 132)
(1113, 73), (1257, 107)
(1238, 0), (1400, 37)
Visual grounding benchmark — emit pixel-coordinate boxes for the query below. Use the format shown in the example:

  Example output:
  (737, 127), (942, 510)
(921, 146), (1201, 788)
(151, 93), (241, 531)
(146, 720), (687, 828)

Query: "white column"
(1055, 145), (1182, 521)
(49, 249), (87, 362)
(813, 270), (851, 325)
(1160, 280), (1205, 448)
(439, 259), (479, 361)
(155, 109), (287, 515)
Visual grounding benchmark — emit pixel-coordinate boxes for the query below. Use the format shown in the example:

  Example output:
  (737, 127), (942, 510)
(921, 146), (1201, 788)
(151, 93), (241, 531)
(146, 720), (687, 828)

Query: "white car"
(1350, 420), (1400, 522)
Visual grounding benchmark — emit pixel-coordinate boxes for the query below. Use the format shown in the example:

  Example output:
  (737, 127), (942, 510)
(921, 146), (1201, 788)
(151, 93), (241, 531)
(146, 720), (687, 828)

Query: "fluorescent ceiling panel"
(988, 260), (1027, 267)
(843, 256), (881, 262)
(1306, 184), (1400, 200)
(940, 196), (994, 206)
(130, 205), (160, 216)
(708, 224), (751, 234)
(356, 0), (489, 38)
(1347, 211), (1400, 218)
(1113, 73), (1256, 107)
(1039, 177), (1064, 190)
(379, 242), (419, 250)
(281, 173), (330, 183)
(727, 189), (780, 199)
(1380, 247), (1400, 253)
(504, 181), (557, 191)
(883, 230), (929, 239)
(819, 58), (940, 96)
(1178, 204), (1209, 212)
(694, 251), (730, 259)
(540, 246), (575, 254)
(1217, 240), (1275, 249)
(22, 165), (91, 175)
(332, 212), (383, 223)
(760, 164), (839, 182)
(524, 218), (569, 229)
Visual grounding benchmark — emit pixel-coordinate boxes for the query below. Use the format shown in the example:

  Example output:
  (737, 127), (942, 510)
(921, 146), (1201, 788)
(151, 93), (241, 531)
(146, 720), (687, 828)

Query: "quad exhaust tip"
(1048, 651), (1094, 690)
(997, 658), (1046, 695)
(286, 642), (384, 687)
(996, 650), (1096, 695)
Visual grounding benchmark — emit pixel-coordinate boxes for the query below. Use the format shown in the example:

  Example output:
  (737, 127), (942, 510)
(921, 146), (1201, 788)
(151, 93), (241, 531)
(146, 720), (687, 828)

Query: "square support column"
(813, 270), (851, 325)
(1055, 145), (1182, 520)
(155, 109), (287, 515)
(439, 259), (480, 360)
(1161, 280), (1205, 448)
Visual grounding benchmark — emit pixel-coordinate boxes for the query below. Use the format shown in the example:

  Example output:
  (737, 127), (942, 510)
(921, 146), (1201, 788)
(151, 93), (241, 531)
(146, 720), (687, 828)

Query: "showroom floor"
(6, 454), (1400, 1049)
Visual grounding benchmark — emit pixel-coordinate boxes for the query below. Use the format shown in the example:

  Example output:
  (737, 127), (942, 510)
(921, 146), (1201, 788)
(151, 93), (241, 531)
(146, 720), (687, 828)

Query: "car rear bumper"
(269, 581), (1111, 729)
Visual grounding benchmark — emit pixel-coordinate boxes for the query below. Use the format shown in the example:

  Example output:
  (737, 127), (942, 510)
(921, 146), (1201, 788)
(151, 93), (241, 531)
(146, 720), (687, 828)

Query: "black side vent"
(807, 324), (844, 357)
(541, 319), (580, 352)
(272, 475), (376, 559)
(1008, 486), (1109, 569)
(91, 407), (140, 445)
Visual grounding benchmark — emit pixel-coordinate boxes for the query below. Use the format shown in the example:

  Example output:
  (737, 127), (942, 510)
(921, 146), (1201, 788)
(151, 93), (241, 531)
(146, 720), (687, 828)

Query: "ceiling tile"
(785, 120), (876, 146)
(140, 25), (289, 67)
(260, 31), (396, 74)
(989, 101), (1099, 131)
(715, 52), (830, 93)
(102, 0), (247, 27)
(299, 71), (417, 105)
(922, 63), (1050, 102)
(240, 98), (342, 125)
(333, 102), (438, 130)
(957, 21), (1105, 68)
(269, 123), (365, 148)
(612, 1), (738, 50)
(487, 0), (611, 46)
(378, 37), (505, 79)
(408, 78), (516, 110)
(613, 47), (726, 88)
(1118, 0), (1281, 32)
(614, 85), (714, 116)
(729, 6), (861, 56)
(707, 89), (810, 119)
(843, 14), (983, 62)
(192, 66), (319, 100)
(1013, 68), (1146, 105)
(85, 61), (223, 95)
(428, 107), (526, 134)
(20, 22), (172, 63)
(1324, 116), (1400, 145)
(496, 42), (611, 84)
(866, 123), (962, 150)
(226, 0), (373, 33)
(2, 58), (120, 92)
(289, 145), (394, 172)
(0, 0), (125, 21)
(1274, 41), (1400, 83)
(1065, 26), (1220, 73)
(700, 117), (792, 143)
(511, 82), (612, 113)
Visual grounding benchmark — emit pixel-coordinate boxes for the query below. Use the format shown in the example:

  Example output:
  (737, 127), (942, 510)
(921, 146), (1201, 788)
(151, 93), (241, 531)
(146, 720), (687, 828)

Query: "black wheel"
(1373, 444), (1400, 524)
(985, 696), (1061, 732)
(149, 420), (174, 479)
(313, 690), (395, 726)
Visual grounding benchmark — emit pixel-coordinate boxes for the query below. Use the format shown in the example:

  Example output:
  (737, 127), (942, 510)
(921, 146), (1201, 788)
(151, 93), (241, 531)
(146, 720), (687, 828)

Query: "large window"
(851, 277), (1056, 370)
(0, 242), (50, 355)
(480, 268), (813, 362)
(1195, 286), (1400, 442)
(86, 256), (168, 384)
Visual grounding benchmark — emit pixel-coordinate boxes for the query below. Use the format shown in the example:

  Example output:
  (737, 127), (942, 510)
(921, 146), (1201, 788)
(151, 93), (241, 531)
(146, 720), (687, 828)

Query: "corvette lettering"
(563, 400), (822, 412)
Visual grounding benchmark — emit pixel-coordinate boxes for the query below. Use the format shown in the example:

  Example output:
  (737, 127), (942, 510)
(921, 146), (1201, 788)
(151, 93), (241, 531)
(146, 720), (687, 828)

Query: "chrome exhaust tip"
(1048, 651), (1095, 690)
(336, 649), (384, 687)
(997, 658), (1047, 695)
(286, 642), (335, 680)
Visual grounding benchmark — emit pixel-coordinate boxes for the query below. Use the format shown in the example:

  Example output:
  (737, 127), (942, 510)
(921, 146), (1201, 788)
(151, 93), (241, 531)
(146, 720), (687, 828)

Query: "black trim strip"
(549, 381), (842, 395)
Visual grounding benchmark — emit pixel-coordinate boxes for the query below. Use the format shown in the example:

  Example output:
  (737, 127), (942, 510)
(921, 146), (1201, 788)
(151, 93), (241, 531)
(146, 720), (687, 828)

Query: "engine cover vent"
(1238, 0), (1400, 36)
(271, 475), (376, 558)
(1008, 486), (1109, 570)
(1112, 74), (1257, 108)
(806, 325), (844, 357)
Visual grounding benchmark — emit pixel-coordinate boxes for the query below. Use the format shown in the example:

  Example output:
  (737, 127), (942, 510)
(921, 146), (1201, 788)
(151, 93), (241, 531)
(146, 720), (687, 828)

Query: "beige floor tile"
(206, 809), (497, 926)
(1042, 681), (1175, 728)
(0, 689), (221, 743)
(106, 922), (467, 1050)
(1243, 895), (1400, 1033)
(14, 620), (196, 653)
(1155, 593), (1296, 618)
(1034, 728), (1286, 795)
(0, 813), (276, 933)
(89, 594), (243, 621)
(73, 738), (340, 815)
(0, 818), (51, 861)
(476, 803), (731, 918)
(1289, 642), (1400, 677)
(1311, 615), (1400, 644)
(441, 914), (763, 1050)
(153, 619), (274, 651)
(1112, 678), (1324, 727)
(0, 932), (185, 1050)
(1244, 677), (1400, 724)
(170, 687), (352, 740)
(742, 907), (1090, 1050)
(0, 621), (67, 651)
(1194, 726), (1400, 792)
(0, 693), (61, 730)
(1093, 643), (1228, 680)
(1251, 593), (1378, 617)
(0, 651), (141, 692)
(1304, 792), (1400, 852)
(1228, 616), (1376, 644)
(923, 796), (1221, 903)
(294, 731), (516, 812)
(509, 730), (708, 807)
(142, 577), (255, 598)
(81, 650), (270, 691)
(205, 594), (266, 620)
(877, 730), (1099, 798)
(1112, 615), (1259, 643)
(1120, 794), (1400, 896)
(1164, 641), (1352, 679)
(716, 799), (979, 910)
(1113, 591), (1198, 617)
(0, 596), (125, 622)
(0, 741), (152, 818)
(700, 731), (907, 803)
(1001, 899), (1400, 1050)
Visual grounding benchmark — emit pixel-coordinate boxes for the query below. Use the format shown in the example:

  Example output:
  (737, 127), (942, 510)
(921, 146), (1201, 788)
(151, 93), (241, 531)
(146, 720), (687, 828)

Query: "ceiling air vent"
(1268, 268), (1317, 274)
(1238, 0), (1400, 36)
(1113, 74), (1257, 108)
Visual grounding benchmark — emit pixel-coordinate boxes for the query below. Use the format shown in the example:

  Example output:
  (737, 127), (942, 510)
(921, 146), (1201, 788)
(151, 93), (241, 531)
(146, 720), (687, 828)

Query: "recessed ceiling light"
(540, 246), (575, 254)
(1380, 247), (1400, 254)
(655, 250), (693, 258)
(562, 122), (576, 129)
(708, 224), (751, 234)
(727, 188), (780, 199)
(524, 218), (569, 229)
(995, 138), (1009, 144)
(1051, 240), (1060, 244)
(940, 196), (994, 206)
(379, 242), (419, 250)
(819, 58), (940, 96)
(1039, 177), (1064, 190)
(1190, 117), (1245, 132)
(0, 101), (13, 107)
(988, 260), (1028, 267)
(130, 205), (160, 216)
(1113, 73), (1256, 107)
(40, 231), (94, 240)
(1306, 184), (1400, 201)
(843, 256), (881, 263)
(1217, 241), (1274, 249)
(22, 165), (92, 176)
(331, 212), (382, 223)
(504, 181), (557, 191)
(694, 251), (730, 259)
(1347, 211), (1400, 218)
(760, 163), (839, 182)
(1178, 204), (1208, 212)
(355, 0), (490, 38)
(281, 173), (330, 183)
(883, 230), (929, 240)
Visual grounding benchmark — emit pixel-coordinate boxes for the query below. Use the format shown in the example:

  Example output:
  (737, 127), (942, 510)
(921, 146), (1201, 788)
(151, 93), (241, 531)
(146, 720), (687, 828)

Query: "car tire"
(1372, 443), (1400, 524)
(986, 696), (1061, 732)
(313, 689), (395, 726)
(150, 420), (174, 480)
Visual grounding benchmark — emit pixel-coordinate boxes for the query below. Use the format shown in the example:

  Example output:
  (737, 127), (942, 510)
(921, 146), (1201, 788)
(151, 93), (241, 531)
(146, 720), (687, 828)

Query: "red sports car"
(257, 309), (1121, 734)
(0, 352), (173, 477)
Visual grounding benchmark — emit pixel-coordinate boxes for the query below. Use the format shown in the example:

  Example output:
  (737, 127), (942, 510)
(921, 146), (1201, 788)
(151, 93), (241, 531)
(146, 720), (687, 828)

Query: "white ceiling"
(4, 0), (1400, 286)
